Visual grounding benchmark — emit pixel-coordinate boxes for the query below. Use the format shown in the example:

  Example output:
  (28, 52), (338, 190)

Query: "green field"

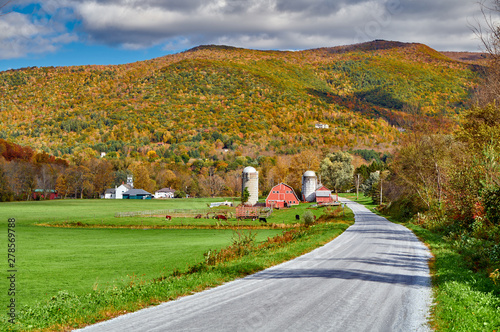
(0, 198), (286, 308)
(0, 197), (355, 331)
(0, 198), (324, 228)
(1, 198), (240, 225)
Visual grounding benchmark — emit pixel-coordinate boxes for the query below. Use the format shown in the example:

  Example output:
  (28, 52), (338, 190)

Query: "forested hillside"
(0, 41), (478, 158)
(0, 40), (482, 200)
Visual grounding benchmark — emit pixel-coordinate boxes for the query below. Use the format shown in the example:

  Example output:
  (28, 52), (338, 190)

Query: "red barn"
(315, 186), (337, 204)
(32, 189), (59, 200)
(266, 183), (300, 208)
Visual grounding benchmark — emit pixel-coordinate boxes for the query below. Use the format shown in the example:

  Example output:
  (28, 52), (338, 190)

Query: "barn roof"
(315, 186), (332, 197)
(123, 189), (153, 196)
(156, 187), (176, 193)
(266, 183), (301, 202)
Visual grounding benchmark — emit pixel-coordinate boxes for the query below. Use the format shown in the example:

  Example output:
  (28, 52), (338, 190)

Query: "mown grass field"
(0, 198), (323, 311)
(0, 198), (354, 331)
(8, 226), (281, 308)
(1, 198), (238, 226)
(1, 198), (324, 227)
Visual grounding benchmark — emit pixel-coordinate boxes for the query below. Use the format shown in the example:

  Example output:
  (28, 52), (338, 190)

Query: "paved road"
(77, 199), (432, 332)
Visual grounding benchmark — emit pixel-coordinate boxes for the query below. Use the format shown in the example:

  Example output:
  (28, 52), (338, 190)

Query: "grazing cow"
(259, 217), (267, 223)
(216, 215), (227, 220)
(165, 215), (172, 220)
(295, 215), (300, 220)
(194, 214), (202, 219)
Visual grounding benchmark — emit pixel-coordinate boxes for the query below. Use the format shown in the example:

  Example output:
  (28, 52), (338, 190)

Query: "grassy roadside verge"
(405, 224), (500, 331)
(342, 194), (500, 331)
(3, 213), (354, 331)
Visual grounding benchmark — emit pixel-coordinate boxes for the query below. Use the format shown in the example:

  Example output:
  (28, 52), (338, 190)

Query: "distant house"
(104, 175), (134, 199)
(266, 183), (300, 208)
(104, 188), (116, 199)
(315, 186), (338, 204)
(154, 187), (176, 199)
(115, 183), (133, 199)
(315, 123), (329, 129)
(122, 189), (153, 200)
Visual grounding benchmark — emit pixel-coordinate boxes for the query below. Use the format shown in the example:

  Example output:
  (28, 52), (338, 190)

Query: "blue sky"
(0, 0), (490, 72)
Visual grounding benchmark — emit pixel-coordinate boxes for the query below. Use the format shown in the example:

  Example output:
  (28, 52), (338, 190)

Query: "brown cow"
(165, 215), (172, 220)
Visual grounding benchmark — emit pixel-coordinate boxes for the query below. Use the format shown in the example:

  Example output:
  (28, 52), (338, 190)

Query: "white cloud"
(0, 0), (494, 61)
(0, 4), (77, 60)
(68, 0), (486, 51)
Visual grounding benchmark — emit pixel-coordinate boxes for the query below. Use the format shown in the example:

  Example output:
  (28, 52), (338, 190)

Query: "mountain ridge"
(0, 40), (480, 160)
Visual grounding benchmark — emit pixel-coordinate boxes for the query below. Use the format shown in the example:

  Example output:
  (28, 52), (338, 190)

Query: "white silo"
(242, 166), (259, 206)
(302, 170), (318, 202)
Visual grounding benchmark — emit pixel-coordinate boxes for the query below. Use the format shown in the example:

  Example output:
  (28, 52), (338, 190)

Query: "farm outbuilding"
(122, 189), (153, 200)
(104, 188), (116, 199)
(155, 187), (176, 199)
(266, 183), (300, 208)
(32, 189), (58, 200)
(315, 186), (337, 204)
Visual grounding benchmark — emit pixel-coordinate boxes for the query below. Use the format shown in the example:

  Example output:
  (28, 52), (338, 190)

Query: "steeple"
(127, 175), (134, 188)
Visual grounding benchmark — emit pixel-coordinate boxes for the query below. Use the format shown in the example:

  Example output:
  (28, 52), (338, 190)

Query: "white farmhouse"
(315, 123), (329, 129)
(104, 175), (134, 199)
(154, 187), (176, 199)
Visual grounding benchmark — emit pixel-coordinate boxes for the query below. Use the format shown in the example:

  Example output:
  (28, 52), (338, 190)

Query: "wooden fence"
(115, 208), (236, 218)
(235, 205), (272, 219)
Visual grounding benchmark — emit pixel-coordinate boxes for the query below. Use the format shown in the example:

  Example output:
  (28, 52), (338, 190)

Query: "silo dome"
(302, 170), (318, 202)
(242, 166), (259, 206)
(303, 170), (316, 177)
(243, 166), (257, 173)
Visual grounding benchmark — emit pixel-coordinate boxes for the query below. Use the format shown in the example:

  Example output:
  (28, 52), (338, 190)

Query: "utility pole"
(380, 176), (383, 206)
(356, 174), (360, 200)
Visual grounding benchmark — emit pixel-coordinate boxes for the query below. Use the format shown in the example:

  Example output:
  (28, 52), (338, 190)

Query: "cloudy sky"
(0, 0), (494, 71)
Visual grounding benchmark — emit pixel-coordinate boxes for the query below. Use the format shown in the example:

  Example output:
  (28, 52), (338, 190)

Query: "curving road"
(76, 199), (432, 332)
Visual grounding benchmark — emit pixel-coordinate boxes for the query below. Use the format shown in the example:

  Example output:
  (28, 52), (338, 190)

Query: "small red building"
(315, 186), (337, 204)
(32, 189), (59, 200)
(266, 183), (300, 208)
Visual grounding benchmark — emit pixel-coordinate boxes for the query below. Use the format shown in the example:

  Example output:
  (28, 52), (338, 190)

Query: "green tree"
(456, 104), (500, 154)
(131, 164), (156, 193)
(361, 171), (380, 201)
(241, 187), (250, 204)
(0, 162), (13, 201)
(320, 151), (354, 193)
(88, 159), (114, 197)
(392, 133), (461, 209)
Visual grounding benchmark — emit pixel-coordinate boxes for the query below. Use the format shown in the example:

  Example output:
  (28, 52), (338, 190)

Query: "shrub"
(483, 186), (500, 225)
(302, 210), (315, 227)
